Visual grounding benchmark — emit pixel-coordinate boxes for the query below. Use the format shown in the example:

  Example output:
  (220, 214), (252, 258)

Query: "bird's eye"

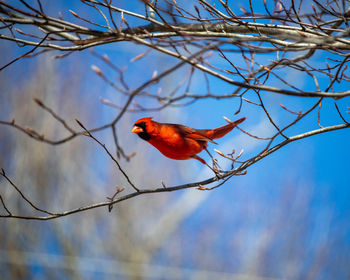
(134, 122), (151, 140)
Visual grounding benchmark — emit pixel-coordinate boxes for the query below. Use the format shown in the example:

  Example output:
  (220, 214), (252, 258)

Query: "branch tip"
(223, 116), (233, 123)
(34, 97), (43, 106)
(75, 119), (87, 131)
(91, 65), (103, 76)
(69, 9), (78, 17)
(214, 149), (225, 156)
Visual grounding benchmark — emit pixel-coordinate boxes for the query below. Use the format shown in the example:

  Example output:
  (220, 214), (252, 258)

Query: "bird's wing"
(175, 124), (217, 144)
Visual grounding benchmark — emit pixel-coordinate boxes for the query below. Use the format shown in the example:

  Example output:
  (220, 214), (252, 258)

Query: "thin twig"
(0, 168), (55, 215)
(75, 119), (140, 192)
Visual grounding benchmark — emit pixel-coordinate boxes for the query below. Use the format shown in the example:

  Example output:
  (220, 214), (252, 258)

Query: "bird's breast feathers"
(148, 125), (204, 160)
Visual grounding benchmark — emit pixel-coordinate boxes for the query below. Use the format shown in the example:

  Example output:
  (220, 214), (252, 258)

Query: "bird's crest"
(135, 117), (153, 124)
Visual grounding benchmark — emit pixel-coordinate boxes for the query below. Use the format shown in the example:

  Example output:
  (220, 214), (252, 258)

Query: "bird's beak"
(131, 126), (143, 134)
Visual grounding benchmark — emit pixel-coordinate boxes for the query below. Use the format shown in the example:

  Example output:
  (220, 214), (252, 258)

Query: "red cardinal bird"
(131, 117), (245, 170)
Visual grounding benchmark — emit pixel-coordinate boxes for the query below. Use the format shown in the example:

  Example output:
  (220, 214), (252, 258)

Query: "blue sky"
(1, 1), (350, 278)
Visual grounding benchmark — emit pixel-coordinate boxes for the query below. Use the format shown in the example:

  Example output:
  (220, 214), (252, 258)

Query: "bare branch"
(1, 122), (348, 220)
(75, 119), (140, 192)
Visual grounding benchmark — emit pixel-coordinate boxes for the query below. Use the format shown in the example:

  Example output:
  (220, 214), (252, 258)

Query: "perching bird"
(131, 117), (245, 171)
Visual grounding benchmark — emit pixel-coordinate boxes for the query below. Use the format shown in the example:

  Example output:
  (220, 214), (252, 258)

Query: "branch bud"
(197, 185), (206, 190)
(69, 10), (78, 17)
(127, 152), (136, 158)
(214, 149), (225, 157)
(91, 65), (103, 76)
(34, 97), (43, 107)
(236, 149), (244, 159)
(103, 54), (110, 63)
(223, 116), (233, 123)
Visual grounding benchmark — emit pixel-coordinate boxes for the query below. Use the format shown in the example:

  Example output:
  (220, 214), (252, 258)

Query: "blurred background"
(1, 1), (350, 279)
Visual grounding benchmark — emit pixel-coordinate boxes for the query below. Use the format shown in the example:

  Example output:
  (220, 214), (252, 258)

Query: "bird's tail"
(210, 117), (246, 139)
